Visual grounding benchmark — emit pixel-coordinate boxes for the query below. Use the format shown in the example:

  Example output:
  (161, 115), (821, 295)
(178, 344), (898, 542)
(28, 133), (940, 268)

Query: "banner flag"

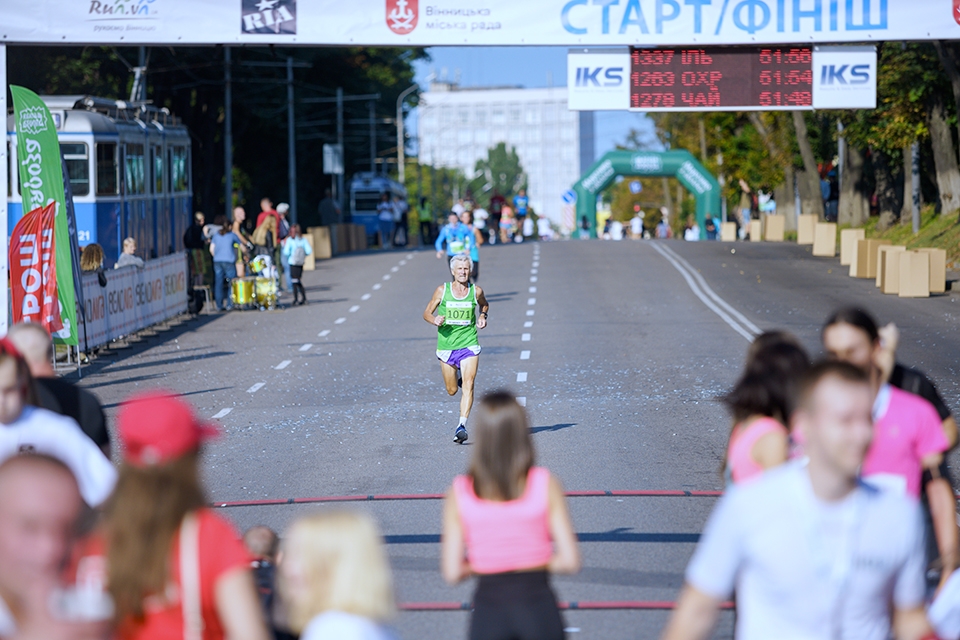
(61, 154), (88, 349)
(9, 203), (63, 332)
(10, 85), (79, 345)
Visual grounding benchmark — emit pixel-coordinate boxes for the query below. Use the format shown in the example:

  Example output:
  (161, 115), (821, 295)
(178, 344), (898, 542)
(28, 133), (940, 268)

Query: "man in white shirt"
(662, 361), (931, 640)
(0, 342), (115, 507)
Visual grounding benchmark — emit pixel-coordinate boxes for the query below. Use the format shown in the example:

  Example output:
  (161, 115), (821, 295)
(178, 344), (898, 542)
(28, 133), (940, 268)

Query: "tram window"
(353, 193), (381, 212)
(6, 141), (12, 198)
(152, 146), (164, 194)
(60, 142), (90, 197)
(125, 144), (145, 194)
(96, 142), (119, 196)
(170, 146), (188, 192)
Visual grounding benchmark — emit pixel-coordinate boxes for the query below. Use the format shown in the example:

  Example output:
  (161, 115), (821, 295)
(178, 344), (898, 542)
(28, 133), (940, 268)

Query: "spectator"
(244, 526), (295, 640)
(393, 196), (408, 248)
(418, 197), (434, 246)
(114, 238), (144, 270)
(210, 215), (243, 312)
(0, 454), (111, 640)
(0, 339), (115, 508)
(282, 224), (312, 306)
(377, 193), (396, 249)
(656, 217), (672, 239)
(276, 203), (293, 293)
(256, 198), (282, 233)
(579, 214), (590, 239)
(441, 391), (580, 640)
(683, 219), (700, 241)
(630, 211), (644, 239)
(317, 188), (341, 226)
(280, 511), (396, 640)
(97, 391), (269, 640)
(80, 243), (108, 288)
(537, 216), (553, 241)
(232, 207), (253, 278)
(183, 212), (206, 250)
(704, 217), (718, 240)
(7, 323), (110, 456)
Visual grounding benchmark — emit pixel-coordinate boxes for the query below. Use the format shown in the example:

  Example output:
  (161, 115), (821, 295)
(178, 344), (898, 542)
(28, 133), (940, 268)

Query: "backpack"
(290, 242), (306, 266)
(277, 216), (290, 240)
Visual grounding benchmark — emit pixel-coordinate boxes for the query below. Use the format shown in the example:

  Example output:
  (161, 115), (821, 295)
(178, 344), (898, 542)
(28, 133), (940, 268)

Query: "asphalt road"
(73, 237), (960, 640)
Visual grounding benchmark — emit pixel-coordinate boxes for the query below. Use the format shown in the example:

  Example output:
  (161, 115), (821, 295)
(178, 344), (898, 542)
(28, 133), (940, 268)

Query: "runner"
(513, 188), (529, 224)
(459, 210), (484, 282)
(423, 255), (489, 444)
(434, 212), (474, 268)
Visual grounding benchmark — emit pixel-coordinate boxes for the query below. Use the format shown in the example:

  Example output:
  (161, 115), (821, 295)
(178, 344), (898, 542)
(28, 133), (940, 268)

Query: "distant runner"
(435, 212), (474, 268)
(423, 255), (489, 444)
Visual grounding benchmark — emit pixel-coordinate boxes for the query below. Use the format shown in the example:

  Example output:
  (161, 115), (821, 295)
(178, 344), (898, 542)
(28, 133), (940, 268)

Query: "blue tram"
(6, 96), (192, 265)
(349, 172), (407, 241)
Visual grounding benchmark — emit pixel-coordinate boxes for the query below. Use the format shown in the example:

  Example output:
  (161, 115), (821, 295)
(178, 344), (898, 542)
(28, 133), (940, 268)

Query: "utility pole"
(224, 47), (232, 220)
(337, 88), (344, 216)
(287, 56), (297, 224)
(369, 100), (376, 174)
(396, 84), (417, 184)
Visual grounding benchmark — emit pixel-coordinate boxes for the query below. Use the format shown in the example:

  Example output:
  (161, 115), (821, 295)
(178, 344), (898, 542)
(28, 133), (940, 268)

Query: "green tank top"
(437, 282), (478, 351)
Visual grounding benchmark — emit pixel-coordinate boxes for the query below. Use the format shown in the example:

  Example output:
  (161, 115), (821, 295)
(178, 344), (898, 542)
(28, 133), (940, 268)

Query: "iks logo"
(819, 64), (870, 85)
(241, 0), (296, 35)
(574, 67), (624, 87)
(386, 0), (418, 35)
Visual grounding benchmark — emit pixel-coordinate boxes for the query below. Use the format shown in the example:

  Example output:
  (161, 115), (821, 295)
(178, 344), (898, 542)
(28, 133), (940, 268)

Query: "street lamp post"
(396, 84), (418, 184)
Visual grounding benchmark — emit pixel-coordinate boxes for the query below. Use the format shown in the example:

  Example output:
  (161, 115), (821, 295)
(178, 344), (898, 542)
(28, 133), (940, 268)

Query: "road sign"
(323, 144), (343, 175)
(629, 180), (642, 194)
(562, 189), (577, 205)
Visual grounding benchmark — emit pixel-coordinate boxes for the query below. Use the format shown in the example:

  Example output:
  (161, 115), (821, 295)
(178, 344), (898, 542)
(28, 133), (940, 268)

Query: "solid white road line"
(318, 330), (331, 337)
(520, 350), (531, 360)
(275, 360), (292, 370)
(361, 293), (371, 301)
(517, 397), (527, 406)
(373, 283), (382, 290)
(335, 317), (346, 324)
(517, 372), (528, 382)
(349, 305), (360, 312)
(656, 243), (762, 334)
(526, 310), (535, 316)
(212, 408), (232, 419)
(648, 242), (757, 341)
(527, 298), (536, 305)
(522, 333), (531, 341)
(247, 382), (265, 394)
(299, 343), (313, 352)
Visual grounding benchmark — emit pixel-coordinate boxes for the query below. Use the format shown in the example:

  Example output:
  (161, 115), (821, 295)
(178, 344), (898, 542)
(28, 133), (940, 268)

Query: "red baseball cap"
(117, 390), (220, 466)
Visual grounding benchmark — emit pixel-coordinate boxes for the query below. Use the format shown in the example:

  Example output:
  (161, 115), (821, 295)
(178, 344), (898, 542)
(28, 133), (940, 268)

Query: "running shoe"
(454, 426), (468, 444)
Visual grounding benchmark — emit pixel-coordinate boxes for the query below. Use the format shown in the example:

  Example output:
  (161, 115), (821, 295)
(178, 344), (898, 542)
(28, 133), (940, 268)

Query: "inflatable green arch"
(572, 150), (722, 239)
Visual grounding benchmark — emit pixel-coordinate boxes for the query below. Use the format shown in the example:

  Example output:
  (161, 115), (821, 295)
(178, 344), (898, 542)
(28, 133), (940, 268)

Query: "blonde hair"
(281, 511), (394, 631)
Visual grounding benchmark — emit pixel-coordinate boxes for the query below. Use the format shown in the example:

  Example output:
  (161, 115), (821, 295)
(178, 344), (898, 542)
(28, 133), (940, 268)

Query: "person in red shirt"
(256, 198), (282, 233)
(82, 391), (269, 640)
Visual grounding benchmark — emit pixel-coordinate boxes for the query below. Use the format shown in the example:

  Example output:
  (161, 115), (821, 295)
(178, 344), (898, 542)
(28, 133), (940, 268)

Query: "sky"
(409, 46), (658, 160)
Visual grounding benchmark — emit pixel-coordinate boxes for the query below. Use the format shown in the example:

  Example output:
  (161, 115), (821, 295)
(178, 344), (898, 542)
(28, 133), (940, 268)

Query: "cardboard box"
(720, 222), (737, 242)
(797, 214), (817, 245)
(899, 251), (931, 298)
(812, 222), (837, 257)
(855, 239), (891, 279)
(302, 234), (316, 271)
(877, 245), (906, 291)
(308, 226), (332, 260)
(917, 248), (947, 293)
(840, 228), (866, 266)
(764, 215), (785, 242)
(749, 220), (762, 242)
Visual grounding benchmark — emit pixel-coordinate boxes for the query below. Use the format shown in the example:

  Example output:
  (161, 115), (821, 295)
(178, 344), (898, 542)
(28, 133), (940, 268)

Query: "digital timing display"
(630, 46), (813, 111)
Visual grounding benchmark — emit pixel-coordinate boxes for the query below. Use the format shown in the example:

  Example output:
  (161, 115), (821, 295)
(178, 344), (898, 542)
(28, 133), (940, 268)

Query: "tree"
(468, 143), (526, 209)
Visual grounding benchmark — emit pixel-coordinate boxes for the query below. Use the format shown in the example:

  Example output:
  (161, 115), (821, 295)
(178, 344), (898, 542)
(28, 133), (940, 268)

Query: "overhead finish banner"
(0, 0), (955, 45)
(10, 86), (80, 346)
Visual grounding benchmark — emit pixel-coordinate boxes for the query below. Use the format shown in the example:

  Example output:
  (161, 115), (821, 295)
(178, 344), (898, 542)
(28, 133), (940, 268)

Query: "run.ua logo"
(575, 67), (624, 87)
(820, 64), (871, 85)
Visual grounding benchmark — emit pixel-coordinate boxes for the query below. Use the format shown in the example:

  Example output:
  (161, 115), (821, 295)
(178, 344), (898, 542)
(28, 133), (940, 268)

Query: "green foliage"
(402, 162), (465, 218)
(467, 142), (527, 209)
(862, 204), (960, 265)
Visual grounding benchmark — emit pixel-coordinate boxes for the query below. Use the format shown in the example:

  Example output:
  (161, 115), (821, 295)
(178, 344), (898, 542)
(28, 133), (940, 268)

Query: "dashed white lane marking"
(275, 360), (292, 370)
(361, 293), (371, 301)
(520, 350), (531, 360)
(247, 382), (266, 394)
(517, 372), (528, 382)
(349, 305), (360, 313)
(318, 330), (331, 337)
(531, 268), (539, 274)
(407, 254), (414, 259)
(335, 317), (346, 324)
(522, 333), (531, 341)
(530, 276), (538, 282)
(299, 343), (313, 352)
(383, 274), (391, 280)
(524, 321), (533, 328)
(527, 298), (537, 305)
(373, 283), (382, 290)
(391, 266), (399, 272)
(517, 396), (527, 407)
(533, 261), (540, 267)
(212, 408), (232, 419)
(529, 286), (537, 293)
(399, 260), (407, 265)
(526, 310), (535, 316)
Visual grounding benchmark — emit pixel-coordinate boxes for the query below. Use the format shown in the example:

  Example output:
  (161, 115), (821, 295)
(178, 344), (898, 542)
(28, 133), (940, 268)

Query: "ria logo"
(241, 0), (296, 35)
(574, 67), (624, 88)
(820, 64), (870, 85)
(387, 0), (418, 34)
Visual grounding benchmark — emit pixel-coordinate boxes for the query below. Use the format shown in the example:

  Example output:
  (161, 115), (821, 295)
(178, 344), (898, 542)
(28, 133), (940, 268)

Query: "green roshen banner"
(10, 86), (78, 345)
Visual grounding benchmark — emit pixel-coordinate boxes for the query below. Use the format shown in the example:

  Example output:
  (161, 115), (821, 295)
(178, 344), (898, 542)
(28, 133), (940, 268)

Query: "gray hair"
(449, 254), (473, 273)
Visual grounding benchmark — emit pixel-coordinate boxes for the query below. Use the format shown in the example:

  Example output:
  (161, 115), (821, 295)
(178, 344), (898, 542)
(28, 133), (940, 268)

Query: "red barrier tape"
(212, 490), (723, 509)
(398, 601), (735, 611)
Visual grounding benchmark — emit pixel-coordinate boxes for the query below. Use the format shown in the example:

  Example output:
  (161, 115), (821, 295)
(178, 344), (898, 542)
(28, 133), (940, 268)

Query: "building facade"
(417, 82), (594, 229)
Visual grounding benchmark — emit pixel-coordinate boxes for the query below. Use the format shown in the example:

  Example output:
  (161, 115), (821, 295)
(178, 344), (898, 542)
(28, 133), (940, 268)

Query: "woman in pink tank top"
(441, 391), (580, 640)
(722, 333), (810, 485)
